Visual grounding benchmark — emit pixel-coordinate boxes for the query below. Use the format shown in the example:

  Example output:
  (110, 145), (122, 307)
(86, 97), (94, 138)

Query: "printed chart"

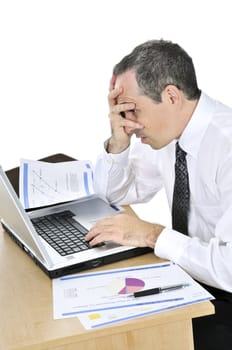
(107, 278), (145, 295)
(53, 262), (214, 324)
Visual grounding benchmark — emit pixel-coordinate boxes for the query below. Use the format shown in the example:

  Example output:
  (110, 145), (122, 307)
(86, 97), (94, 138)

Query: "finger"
(86, 229), (115, 247)
(109, 117), (143, 140)
(108, 87), (122, 107)
(124, 127), (137, 135)
(111, 102), (136, 115)
(109, 117), (143, 134)
(88, 235), (107, 247)
(122, 119), (143, 130)
(85, 227), (101, 241)
(109, 75), (116, 91)
(85, 220), (111, 240)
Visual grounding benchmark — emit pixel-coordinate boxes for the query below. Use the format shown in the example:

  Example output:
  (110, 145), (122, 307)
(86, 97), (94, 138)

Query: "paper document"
(52, 262), (214, 328)
(19, 158), (94, 209)
(78, 303), (176, 329)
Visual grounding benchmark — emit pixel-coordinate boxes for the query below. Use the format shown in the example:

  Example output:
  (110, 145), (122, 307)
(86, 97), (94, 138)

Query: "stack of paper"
(52, 262), (214, 329)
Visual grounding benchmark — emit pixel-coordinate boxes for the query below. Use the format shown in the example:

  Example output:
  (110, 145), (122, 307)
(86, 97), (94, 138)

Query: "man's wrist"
(146, 223), (165, 249)
(106, 137), (129, 154)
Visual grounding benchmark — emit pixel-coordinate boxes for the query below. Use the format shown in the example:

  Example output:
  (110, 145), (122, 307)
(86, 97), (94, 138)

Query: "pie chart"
(107, 278), (145, 295)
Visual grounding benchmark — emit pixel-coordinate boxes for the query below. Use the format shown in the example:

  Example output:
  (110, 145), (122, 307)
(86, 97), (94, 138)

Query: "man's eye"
(120, 110), (137, 119)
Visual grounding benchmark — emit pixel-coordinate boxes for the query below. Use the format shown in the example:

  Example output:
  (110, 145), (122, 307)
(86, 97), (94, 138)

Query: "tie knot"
(176, 142), (186, 160)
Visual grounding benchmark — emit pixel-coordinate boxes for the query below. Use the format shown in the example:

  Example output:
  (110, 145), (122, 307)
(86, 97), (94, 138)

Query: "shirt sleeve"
(155, 225), (232, 292)
(155, 151), (232, 292)
(94, 141), (164, 205)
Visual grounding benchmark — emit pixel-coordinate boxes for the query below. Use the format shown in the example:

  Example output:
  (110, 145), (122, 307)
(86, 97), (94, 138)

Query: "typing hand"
(85, 213), (164, 249)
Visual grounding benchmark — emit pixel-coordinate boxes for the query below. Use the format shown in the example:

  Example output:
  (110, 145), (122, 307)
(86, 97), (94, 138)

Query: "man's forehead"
(115, 70), (139, 102)
(115, 70), (136, 87)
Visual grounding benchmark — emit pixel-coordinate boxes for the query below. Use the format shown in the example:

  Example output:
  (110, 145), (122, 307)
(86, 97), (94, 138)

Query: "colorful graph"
(107, 278), (145, 295)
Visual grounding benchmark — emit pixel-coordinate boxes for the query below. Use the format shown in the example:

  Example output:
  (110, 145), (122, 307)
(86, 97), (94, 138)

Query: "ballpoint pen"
(133, 283), (190, 298)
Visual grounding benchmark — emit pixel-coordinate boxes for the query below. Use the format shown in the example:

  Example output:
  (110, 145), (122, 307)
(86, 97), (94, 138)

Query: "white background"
(0, 0), (231, 225)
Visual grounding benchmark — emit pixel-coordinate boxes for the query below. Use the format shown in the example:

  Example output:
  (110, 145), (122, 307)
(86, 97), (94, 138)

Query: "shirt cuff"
(155, 227), (190, 262)
(103, 139), (130, 166)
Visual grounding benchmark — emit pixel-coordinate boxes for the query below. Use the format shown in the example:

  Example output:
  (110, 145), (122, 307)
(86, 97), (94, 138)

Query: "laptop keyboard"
(31, 210), (90, 256)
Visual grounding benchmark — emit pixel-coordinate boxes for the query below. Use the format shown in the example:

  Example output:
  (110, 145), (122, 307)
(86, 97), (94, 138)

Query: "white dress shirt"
(94, 92), (232, 292)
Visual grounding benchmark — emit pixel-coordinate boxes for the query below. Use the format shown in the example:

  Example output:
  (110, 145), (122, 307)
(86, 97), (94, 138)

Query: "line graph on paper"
(20, 159), (94, 209)
(30, 169), (82, 198)
(31, 168), (60, 196)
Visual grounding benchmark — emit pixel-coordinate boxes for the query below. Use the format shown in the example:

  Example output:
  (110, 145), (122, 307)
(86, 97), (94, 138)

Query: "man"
(85, 39), (232, 349)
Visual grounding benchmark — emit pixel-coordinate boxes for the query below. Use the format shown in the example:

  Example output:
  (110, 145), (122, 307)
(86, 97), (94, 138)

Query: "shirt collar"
(179, 92), (216, 158)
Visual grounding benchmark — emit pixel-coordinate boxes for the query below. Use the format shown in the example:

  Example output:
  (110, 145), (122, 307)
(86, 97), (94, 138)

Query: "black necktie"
(172, 142), (190, 235)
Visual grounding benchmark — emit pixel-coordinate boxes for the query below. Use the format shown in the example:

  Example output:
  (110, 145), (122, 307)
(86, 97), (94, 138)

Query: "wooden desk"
(0, 219), (214, 350)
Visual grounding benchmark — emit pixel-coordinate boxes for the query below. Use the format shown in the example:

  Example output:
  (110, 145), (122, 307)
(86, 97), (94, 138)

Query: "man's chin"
(139, 137), (163, 150)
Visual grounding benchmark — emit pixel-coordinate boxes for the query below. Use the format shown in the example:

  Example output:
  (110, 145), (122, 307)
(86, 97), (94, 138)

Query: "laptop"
(0, 165), (151, 278)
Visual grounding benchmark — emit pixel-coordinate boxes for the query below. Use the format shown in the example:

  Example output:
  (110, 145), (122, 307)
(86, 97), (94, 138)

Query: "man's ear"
(162, 85), (181, 105)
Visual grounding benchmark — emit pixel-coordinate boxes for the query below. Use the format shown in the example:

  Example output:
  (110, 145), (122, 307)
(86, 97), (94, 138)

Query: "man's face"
(115, 70), (182, 149)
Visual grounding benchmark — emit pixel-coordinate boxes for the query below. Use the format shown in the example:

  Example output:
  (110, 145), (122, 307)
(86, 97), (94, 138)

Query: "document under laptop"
(0, 166), (150, 278)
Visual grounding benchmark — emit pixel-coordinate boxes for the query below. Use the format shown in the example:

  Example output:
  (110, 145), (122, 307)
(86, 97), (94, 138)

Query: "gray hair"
(113, 39), (201, 102)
